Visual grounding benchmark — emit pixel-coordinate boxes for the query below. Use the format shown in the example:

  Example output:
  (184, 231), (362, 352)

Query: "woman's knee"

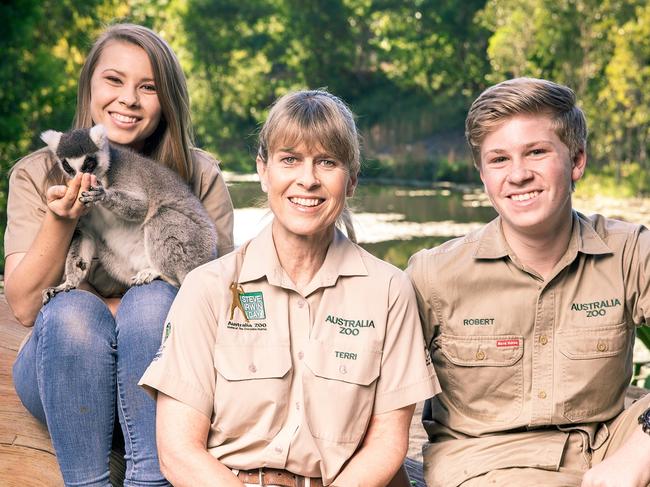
(116, 281), (178, 364)
(13, 332), (47, 423)
(39, 290), (115, 351)
(117, 280), (178, 329)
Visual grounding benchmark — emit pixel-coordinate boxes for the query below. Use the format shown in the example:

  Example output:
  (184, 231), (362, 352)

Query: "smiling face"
(257, 142), (357, 244)
(89, 40), (162, 150)
(479, 114), (586, 240)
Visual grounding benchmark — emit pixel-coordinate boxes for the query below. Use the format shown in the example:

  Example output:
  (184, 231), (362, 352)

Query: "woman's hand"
(46, 172), (97, 219)
(156, 393), (245, 486)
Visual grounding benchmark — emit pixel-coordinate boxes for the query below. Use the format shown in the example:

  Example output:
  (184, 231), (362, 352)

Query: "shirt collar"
(473, 211), (612, 261)
(238, 222), (368, 294)
(473, 218), (510, 259)
(574, 211), (613, 255)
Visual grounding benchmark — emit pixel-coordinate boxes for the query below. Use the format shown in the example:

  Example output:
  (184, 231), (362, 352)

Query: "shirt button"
(298, 300), (305, 308)
(248, 364), (257, 373)
(274, 446), (282, 454)
(475, 350), (486, 361)
(298, 351), (304, 360)
(339, 364), (347, 374)
(538, 390), (547, 399)
(597, 342), (608, 352)
(295, 401), (301, 411)
(539, 335), (548, 345)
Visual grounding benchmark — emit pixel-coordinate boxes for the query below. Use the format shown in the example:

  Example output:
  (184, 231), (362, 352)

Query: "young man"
(407, 77), (650, 487)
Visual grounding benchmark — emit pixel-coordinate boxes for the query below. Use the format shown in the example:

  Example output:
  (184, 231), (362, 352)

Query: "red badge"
(496, 339), (520, 348)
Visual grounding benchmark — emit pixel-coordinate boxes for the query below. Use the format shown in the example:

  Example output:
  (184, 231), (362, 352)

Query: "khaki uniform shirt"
(407, 212), (650, 487)
(4, 147), (234, 296)
(140, 224), (439, 485)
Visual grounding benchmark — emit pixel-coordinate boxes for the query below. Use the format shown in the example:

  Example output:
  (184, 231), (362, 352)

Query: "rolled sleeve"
(373, 272), (440, 415)
(4, 153), (51, 257)
(626, 225), (650, 326)
(139, 265), (219, 418)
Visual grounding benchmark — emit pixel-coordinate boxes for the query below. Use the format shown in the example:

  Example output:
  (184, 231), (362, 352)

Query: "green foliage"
(596, 3), (650, 176)
(479, 0), (648, 172)
(179, 0), (492, 171)
(3, 0), (650, 274)
(577, 162), (650, 198)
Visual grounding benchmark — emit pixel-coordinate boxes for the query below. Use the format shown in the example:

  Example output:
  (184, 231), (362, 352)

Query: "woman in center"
(140, 89), (438, 486)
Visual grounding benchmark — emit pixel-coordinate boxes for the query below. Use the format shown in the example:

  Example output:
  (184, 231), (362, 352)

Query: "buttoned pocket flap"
(440, 334), (524, 367)
(305, 340), (381, 386)
(214, 344), (291, 381)
(559, 323), (629, 360)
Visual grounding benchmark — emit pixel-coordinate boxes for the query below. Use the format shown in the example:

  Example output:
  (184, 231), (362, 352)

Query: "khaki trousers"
(461, 394), (650, 486)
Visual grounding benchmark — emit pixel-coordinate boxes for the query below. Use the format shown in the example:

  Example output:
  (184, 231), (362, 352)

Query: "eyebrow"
(483, 140), (554, 155)
(483, 148), (508, 155)
(277, 147), (334, 157)
(100, 68), (155, 83)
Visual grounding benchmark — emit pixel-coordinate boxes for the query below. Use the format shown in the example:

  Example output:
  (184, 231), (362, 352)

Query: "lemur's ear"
(89, 124), (108, 149)
(40, 130), (63, 154)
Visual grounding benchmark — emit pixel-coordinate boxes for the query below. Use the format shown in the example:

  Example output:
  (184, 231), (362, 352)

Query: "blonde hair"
(466, 77), (587, 168)
(257, 89), (361, 242)
(74, 23), (195, 182)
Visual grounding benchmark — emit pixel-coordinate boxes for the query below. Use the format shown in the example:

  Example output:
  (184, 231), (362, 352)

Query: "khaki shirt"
(4, 147), (234, 296)
(140, 224), (438, 485)
(407, 212), (650, 486)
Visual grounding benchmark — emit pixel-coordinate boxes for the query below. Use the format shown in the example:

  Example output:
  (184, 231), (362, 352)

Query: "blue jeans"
(13, 281), (176, 487)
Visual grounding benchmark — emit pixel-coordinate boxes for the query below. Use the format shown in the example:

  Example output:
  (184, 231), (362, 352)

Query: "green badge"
(164, 321), (172, 341)
(240, 291), (266, 320)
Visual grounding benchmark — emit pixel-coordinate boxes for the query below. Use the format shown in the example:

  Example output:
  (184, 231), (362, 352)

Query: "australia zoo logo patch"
(228, 282), (267, 331)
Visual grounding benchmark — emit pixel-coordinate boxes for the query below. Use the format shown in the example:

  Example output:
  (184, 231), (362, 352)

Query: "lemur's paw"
(79, 186), (105, 205)
(42, 283), (76, 304)
(42, 288), (56, 304)
(130, 269), (161, 286)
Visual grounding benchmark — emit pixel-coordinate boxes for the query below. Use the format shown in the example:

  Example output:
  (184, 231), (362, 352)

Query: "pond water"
(228, 180), (496, 269)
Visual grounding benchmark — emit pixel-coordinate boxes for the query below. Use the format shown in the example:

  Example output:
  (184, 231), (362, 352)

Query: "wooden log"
(0, 295), (125, 486)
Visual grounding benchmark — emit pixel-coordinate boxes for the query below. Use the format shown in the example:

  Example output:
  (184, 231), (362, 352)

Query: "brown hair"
(74, 23), (195, 181)
(257, 89), (361, 242)
(465, 77), (587, 167)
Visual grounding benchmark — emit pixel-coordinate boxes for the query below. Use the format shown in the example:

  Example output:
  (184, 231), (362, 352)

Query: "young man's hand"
(581, 428), (650, 487)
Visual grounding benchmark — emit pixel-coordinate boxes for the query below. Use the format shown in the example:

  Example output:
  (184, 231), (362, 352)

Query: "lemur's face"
(41, 125), (111, 180)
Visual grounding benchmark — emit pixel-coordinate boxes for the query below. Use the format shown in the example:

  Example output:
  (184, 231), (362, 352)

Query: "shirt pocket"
(213, 343), (291, 440)
(558, 322), (632, 422)
(436, 334), (525, 422)
(302, 339), (381, 443)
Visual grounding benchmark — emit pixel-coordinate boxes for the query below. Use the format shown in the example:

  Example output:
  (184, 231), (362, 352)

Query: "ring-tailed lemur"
(40, 124), (218, 303)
